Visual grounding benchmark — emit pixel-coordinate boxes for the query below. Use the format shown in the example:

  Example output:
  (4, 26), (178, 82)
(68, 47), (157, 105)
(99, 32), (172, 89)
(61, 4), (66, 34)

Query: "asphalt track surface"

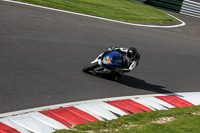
(0, 0), (200, 114)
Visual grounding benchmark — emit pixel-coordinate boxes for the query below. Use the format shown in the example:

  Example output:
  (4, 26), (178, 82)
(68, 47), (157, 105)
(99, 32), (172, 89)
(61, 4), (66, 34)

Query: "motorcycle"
(82, 49), (137, 81)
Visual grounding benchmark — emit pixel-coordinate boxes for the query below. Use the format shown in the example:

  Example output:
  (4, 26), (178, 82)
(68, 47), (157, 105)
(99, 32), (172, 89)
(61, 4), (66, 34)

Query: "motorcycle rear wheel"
(82, 62), (99, 72)
(111, 73), (122, 82)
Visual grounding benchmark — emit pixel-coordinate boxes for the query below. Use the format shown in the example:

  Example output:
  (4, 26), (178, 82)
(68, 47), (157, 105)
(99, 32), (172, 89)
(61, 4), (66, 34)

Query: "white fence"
(180, 0), (200, 18)
(132, 0), (200, 18)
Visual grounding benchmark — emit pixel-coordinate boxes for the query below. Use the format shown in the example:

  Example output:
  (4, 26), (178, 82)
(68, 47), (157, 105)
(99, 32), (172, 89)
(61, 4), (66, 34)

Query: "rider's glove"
(107, 47), (119, 51)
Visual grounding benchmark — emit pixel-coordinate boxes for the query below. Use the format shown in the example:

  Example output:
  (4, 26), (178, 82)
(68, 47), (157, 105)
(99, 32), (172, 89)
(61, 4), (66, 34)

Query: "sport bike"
(82, 50), (137, 81)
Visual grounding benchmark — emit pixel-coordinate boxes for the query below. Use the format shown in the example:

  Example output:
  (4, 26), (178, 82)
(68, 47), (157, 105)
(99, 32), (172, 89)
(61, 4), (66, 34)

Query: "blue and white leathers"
(84, 49), (138, 81)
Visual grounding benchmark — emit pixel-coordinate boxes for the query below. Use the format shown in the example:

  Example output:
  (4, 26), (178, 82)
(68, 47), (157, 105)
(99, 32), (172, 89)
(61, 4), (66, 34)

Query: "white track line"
(2, 0), (186, 28)
(1, 92), (199, 118)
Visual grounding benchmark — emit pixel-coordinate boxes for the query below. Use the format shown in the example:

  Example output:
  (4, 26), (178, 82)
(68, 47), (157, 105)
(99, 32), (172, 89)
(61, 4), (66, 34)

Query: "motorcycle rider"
(82, 46), (140, 81)
(105, 47), (140, 72)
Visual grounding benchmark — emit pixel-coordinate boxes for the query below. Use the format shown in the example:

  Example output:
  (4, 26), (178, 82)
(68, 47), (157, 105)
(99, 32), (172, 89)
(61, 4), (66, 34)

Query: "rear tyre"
(82, 62), (99, 73)
(112, 73), (122, 82)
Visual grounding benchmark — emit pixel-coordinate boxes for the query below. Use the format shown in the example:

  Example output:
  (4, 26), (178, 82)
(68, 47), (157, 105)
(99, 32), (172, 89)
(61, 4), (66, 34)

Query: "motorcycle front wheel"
(82, 62), (99, 73)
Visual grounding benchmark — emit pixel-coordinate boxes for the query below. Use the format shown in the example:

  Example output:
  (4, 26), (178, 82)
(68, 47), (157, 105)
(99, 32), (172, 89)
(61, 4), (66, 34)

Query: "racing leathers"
(105, 47), (140, 72)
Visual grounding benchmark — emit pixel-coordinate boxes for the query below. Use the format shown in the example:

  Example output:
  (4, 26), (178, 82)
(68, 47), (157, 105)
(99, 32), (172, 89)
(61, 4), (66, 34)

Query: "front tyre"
(82, 62), (99, 73)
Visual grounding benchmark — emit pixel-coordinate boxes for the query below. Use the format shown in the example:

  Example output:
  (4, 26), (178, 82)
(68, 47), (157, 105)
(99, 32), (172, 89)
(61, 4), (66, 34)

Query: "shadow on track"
(88, 73), (175, 94)
(87, 72), (174, 94)
(119, 75), (173, 94)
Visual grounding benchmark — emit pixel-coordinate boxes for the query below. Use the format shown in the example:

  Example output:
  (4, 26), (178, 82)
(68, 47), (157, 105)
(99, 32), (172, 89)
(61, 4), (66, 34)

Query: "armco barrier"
(145, 0), (184, 12)
(145, 0), (200, 18)
(180, 0), (200, 18)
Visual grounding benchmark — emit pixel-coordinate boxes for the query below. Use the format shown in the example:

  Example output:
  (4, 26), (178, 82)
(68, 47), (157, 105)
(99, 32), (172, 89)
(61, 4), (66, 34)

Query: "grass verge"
(54, 105), (200, 133)
(13, 0), (178, 24)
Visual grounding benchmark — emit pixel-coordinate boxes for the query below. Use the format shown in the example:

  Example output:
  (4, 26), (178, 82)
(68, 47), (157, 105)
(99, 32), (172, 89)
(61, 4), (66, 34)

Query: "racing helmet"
(127, 47), (137, 58)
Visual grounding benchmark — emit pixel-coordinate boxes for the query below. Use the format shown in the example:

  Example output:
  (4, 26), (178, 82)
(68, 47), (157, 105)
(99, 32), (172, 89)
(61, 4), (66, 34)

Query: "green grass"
(14, 0), (178, 24)
(54, 105), (200, 133)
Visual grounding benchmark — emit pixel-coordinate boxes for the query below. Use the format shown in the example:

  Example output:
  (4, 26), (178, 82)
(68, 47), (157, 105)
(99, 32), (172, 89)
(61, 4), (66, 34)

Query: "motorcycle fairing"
(103, 51), (122, 66)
